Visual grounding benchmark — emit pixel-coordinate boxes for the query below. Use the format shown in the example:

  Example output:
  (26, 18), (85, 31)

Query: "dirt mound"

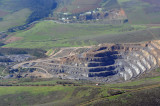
(0, 10), (8, 17)
(5, 37), (23, 44)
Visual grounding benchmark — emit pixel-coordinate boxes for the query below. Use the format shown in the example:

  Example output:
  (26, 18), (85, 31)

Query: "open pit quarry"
(11, 40), (160, 82)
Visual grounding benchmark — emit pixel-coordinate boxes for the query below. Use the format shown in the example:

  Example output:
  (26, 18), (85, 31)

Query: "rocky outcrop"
(11, 40), (160, 82)
(0, 54), (33, 66)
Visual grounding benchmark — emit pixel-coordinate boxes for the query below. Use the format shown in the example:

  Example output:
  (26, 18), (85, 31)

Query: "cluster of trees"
(108, 89), (126, 96)
(0, 42), (5, 47)
(26, 0), (57, 23)
(0, 18), (3, 21)
(56, 81), (80, 86)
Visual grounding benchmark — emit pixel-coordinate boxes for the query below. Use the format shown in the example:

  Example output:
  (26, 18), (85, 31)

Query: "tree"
(27, 0), (57, 23)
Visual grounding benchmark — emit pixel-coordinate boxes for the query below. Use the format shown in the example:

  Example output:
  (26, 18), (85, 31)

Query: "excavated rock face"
(12, 40), (160, 82)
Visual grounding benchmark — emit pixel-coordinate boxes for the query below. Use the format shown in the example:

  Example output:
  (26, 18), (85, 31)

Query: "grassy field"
(101, 0), (120, 10)
(55, 0), (102, 14)
(117, 0), (160, 24)
(0, 0), (57, 32)
(0, 69), (160, 105)
(0, 0), (34, 31)
(0, 8), (31, 31)
(3, 20), (160, 49)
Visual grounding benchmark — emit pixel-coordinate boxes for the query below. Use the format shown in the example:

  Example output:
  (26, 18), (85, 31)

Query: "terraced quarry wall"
(11, 40), (160, 82)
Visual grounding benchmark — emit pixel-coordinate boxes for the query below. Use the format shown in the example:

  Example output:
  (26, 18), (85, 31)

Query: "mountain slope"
(118, 0), (160, 24)
(55, 0), (160, 24)
(0, 0), (160, 32)
(4, 21), (160, 49)
(0, 0), (57, 31)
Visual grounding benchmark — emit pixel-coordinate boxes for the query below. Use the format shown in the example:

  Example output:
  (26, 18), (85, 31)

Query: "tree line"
(26, 0), (57, 23)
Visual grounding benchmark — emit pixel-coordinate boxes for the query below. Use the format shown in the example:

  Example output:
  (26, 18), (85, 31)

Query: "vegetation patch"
(0, 8), (31, 32)
(118, 0), (160, 24)
(4, 21), (159, 49)
(0, 69), (160, 106)
(141, 0), (160, 6)
(56, 0), (102, 14)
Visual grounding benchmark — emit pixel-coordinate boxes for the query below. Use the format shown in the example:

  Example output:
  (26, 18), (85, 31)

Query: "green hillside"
(0, 8), (31, 31)
(0, 69), (160, 105)
(4, 20), (160, 49)
(118, 0), (160, 24)
(55, 0), (160, 24)
(0, 0), (57, 31)
(0, 0), (160, 32)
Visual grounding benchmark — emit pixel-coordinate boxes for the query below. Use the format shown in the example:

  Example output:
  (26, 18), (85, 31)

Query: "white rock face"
(130, 64), (140, 75)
